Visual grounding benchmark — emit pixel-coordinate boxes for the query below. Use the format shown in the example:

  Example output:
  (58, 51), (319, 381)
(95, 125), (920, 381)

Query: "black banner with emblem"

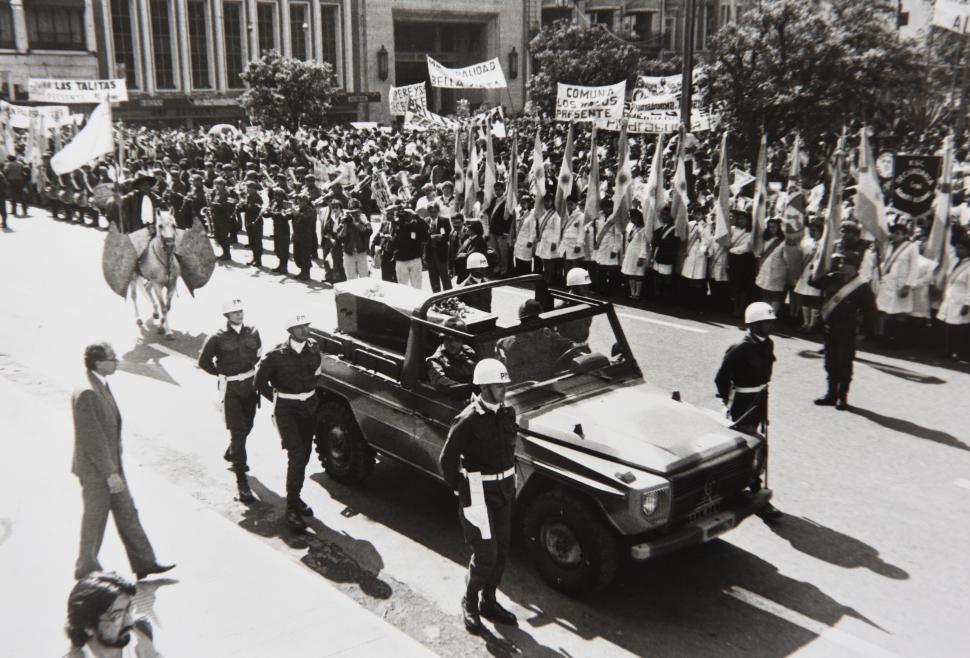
(892, 155), (941, 216)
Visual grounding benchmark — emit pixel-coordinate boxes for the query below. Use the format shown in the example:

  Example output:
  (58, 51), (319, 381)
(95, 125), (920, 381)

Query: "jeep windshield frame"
(401, 274), (642, 390)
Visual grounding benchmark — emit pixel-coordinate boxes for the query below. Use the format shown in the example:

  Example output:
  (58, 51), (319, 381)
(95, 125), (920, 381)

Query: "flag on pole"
(483, 117), (497, 209)
(555, 122), (575, 225)
(670, 134), (690, 240)
(811, 144), (845, 282)
(612, 122), (633, 230)
(751, 133), (769, 254)
(641, 134), (666, 244)
(453, 129), (465, 200)
(463, 128), (479, 218)
(854, 126), (888, 247)
(529, 129), (546, 201)
(583, 125), (601, 224)
(782, 133), (805, 234)
(713, 132), (732, 248)
(504, 132), (519, 222)
(926, 134), (954, 279)
(51, 102), (114, 175)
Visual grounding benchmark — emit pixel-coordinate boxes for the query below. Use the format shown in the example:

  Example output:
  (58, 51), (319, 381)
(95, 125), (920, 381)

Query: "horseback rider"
(118, 174), (159, 236)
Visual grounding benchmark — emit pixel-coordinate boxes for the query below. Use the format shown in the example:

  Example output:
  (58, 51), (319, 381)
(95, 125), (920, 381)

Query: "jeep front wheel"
(522, 489), (620, 596)
(315, 400), (374, 484)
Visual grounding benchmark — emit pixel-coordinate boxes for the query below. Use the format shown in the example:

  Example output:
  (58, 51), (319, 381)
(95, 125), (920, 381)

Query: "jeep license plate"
(699, 513), (735, 541)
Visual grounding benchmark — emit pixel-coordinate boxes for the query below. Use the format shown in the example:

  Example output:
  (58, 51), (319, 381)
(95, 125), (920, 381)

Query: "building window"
(149, 0), (175, 89)
(541, 8), (571, 29)
(0, 1), (14, 49)
(663, 16), (676, 51)
(257, 2), (276, 56)
(289, 2), (308, 61)
(25, 0), (86, 51)
(110, 0), (137, 88)
(320, 4), (337, 69)
(628, 12), (655, 42)
(187, 0), (210, 89)
(223, 1), (245, 88)
(588, 10), (613, 31)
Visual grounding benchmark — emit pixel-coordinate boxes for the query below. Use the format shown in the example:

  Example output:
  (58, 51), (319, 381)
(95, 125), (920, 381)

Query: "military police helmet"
(473, 358), (511, 386)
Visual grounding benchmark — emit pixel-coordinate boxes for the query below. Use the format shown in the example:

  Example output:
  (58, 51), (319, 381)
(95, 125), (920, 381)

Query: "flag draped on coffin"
(751, 133), (768, 255)
(926, 134), (954, 283)
(584, 125), (601, 225)
(714, 131), (732, 248)
(783, 133), (805, 235)
(854, 126), (888, 247)
(529, 129), (546, 200)
(483, 117), (497, 209)
(812, 143), (845, 282)
(612, 122), (633, 230)
(670, 135), (690, 240)
(555, 122), (575, 225)
(463, 128), (479, 218)
(640, 134), (666, 244)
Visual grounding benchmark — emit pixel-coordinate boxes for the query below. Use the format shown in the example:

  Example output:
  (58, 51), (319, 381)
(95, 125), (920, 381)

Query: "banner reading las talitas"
(427, 56), (507, 89)
(389, 82), (427, 115)
(555, 81), (626, 122)
(28, 78), (128, 103)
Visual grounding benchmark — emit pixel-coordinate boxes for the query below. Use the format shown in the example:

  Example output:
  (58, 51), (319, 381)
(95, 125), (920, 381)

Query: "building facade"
(0, 0), (101, 100)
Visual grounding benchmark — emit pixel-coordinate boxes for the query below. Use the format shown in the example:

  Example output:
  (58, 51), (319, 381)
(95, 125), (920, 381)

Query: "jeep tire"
(315, 399), (375, 484)
(522, 489), (620, 596)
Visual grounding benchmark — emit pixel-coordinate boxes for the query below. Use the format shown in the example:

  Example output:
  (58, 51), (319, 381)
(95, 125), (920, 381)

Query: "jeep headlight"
(640, 485), (670, 523)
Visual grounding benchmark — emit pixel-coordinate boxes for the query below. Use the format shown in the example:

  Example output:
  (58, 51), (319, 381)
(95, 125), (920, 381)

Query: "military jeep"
(309, 275), (770, 595)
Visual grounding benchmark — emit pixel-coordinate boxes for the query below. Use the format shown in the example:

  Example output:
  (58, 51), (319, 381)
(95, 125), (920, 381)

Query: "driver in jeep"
(497, 299), (577, 382)
(426, 317), (477, 399)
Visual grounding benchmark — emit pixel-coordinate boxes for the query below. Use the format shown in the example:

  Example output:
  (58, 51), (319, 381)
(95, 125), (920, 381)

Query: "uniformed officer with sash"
(197, 298), (262, 503)
(715, 301), (782, 522)
(813, 250), (877, 410)
(254, 313), (322, 532)
(439, 358), (518, 634)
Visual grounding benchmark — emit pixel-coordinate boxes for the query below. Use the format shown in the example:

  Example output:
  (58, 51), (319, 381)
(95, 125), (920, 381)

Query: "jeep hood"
(518, 381), (753, 475)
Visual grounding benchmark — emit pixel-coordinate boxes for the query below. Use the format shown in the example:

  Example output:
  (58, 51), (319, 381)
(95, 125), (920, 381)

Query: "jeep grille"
(668, 448), (754, 525)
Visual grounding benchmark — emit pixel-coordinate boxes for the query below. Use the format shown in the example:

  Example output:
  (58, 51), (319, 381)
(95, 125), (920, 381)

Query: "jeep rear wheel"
(522, 489), (620, 596)
(315, 400), (374, 484)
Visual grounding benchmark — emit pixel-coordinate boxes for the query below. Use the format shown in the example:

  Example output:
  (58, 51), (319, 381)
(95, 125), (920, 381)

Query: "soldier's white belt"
(224, 369), (255, 382)
(734, 384), (767, 394)
(461, 467), (515, 482)
(276, 390), (315, 401)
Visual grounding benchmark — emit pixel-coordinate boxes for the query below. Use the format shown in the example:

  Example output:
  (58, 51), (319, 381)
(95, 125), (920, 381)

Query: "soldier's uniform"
(254, 321), (321, 529)
(239, 184), (264, 267)
(197, 304), (261, 501)
(714, 332), (774, 432)
(438, 380), (518, 632)
(291, 195), (317, 280)
(816, 268), (877, 408)
(268, 188), (291, 273)
(426, 344), (476, 397)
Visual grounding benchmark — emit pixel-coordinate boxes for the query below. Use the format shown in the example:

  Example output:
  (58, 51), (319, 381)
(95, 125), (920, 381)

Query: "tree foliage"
(240, 51), (339, 131)
(699, 0), (928, 160)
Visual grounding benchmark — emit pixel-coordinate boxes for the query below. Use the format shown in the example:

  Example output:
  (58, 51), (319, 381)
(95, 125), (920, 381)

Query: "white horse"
(129, 210), (181, 337)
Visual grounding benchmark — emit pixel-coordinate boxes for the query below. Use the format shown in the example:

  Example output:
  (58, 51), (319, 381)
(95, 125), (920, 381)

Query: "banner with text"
(427, 57), (507, 89)
(892, 155), (941, 216)
(594, 107), (718, 134)
(933, 0), (970, 34)
(28, 78), (128, 103)
(389, 82), (428, 115)
(0, 101), (70, 129)
(404, 106), (461, 132)
(555, 81), (626, 122)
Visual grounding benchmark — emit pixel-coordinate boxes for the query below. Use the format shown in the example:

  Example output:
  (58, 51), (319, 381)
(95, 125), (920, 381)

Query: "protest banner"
(595, 106), (717, 134)
(389, 82), (428, 115)
(404, 106), (460, 131)
(632, 74), (682, 101)
(28, 78), (128, 103)
(555, 81), (626, 122)
(427, 56), (507, 89)
(0, 101), (71, 129)
(933, 0), (970, 34)
(370, 172), (393, 210)
(892, 155), (941, 216)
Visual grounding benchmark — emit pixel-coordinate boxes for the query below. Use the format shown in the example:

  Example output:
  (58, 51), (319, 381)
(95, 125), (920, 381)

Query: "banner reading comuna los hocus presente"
(555, 81), (626, 122)
(427, 56), (507, 89)
(28, 78), (128, 103)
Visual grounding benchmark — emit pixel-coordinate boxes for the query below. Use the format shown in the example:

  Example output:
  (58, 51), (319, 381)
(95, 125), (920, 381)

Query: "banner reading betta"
(28, 78), (128, 103)
(892, 155), (941, 217)
(555, 81), (626, 122)
(427, 57), (507, 89)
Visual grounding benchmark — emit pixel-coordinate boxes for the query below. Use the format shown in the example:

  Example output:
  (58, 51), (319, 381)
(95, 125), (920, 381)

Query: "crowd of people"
(3, 116), (969, 362)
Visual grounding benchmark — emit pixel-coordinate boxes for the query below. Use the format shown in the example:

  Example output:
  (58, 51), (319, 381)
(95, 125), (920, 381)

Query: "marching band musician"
(239, 180), (265, 268)
(209, 176), (237, 262)
(268, 187), (292, 275)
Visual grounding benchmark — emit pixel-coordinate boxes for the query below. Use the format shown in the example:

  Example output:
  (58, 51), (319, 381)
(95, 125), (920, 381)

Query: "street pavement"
(1, 211), (969, 657)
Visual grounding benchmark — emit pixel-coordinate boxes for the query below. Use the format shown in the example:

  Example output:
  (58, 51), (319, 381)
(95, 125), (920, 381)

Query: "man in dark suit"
(72, 342), (174, 581)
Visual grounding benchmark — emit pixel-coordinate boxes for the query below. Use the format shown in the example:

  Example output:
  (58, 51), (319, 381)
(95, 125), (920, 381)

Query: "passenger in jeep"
(497, 299), (575, 382)
(426, 317), (478, 398)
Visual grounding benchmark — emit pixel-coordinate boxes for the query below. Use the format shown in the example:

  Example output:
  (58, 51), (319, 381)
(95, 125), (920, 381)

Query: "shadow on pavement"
(766, 515), (908, 580)
(314, 459), (881, 657)
(243, 477), (392, 600)
(795, 349), (947, 385)
(119, 328), (207, 385)
(847, 406), (969, 452)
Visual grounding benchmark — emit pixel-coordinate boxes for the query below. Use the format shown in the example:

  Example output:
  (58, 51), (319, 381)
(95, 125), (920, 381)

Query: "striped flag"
(926, 134), (954, 282)
(751, 133), (768, 254)
(782, 133), (805, 235)
(483, 116), (497, 209)
(714, 131), (732, 248)
(811, 143), (845, 282)
(670, 134), (690, 240)
(453, 129), (464, 200)
(854, 126), (888, 247)
(555, 122), (575, 224)
(584, 125), (601, 223)
(529, 129), (546, 200)
(504, 131), (519, 222)
(641, 134), (666, 244)
(612, 122), (633, 230)
(463, 128), (479, 218)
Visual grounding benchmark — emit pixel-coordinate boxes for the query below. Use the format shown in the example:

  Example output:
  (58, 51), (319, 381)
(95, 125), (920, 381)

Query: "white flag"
(51, 102), (113, 175)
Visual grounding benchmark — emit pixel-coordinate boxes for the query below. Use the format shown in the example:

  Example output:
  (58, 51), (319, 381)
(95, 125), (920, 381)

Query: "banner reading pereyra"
(389, 82), (427, 115)
(28, 77), (128, 103)
(0, 100), (70, 129)
(427, 56), (507, 89)
(555, 81), (626, 122)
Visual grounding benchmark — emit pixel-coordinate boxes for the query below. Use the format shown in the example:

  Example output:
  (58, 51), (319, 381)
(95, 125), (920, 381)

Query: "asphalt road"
(1, 212), (968, 657)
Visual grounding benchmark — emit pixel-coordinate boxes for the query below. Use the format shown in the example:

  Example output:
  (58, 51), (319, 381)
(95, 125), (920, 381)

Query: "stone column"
(9, 0), (28, 53)
(83, 0), (98, 52)
(281, 0), (291, 57)
(175, 0), (191, 90)
(246, 0), (257, 60)
(212, 0), (227, 90)
(311, 0), (321, 62)
(137, 0), (156, 93)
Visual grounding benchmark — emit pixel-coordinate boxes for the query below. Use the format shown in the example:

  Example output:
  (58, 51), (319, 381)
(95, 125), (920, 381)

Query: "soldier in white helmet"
(558, 267), (593, 343)
(439, 358), (518, 634)
(459, 252), (492, 313)
(254, 312), (322, 532)
(198, 298), (262, 503)
(714, 301), (781, 522)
